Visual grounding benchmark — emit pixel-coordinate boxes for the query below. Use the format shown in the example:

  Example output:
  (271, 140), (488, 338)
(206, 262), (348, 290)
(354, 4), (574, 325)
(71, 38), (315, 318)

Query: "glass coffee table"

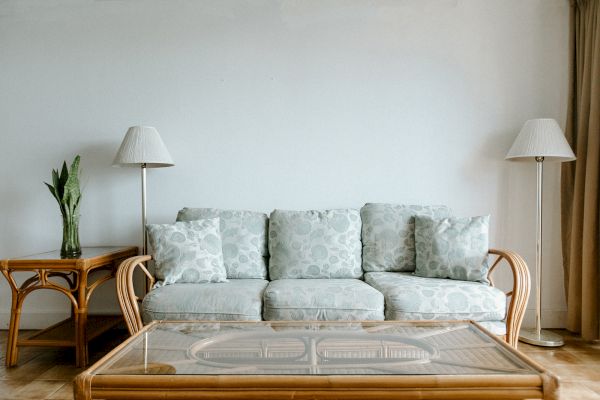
(74, 320), (557, 399)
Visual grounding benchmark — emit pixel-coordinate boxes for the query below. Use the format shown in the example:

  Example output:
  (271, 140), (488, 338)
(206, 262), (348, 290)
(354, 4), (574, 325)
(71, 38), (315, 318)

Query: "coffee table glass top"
(11, 246), (133, 261)
(97, 321), (538, 376)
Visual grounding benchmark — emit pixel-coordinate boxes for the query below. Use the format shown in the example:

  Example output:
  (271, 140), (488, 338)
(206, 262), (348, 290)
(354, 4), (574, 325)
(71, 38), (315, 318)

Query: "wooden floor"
(0, 328), (598, 399)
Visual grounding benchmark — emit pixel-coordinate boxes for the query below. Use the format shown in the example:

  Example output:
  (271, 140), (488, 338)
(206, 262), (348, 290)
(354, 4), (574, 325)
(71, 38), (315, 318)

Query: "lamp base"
(519, 328), (564, 347)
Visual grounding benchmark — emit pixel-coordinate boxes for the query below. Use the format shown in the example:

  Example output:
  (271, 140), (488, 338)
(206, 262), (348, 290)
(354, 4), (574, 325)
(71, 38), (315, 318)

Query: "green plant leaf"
(73, 193), (81, 213)
(58, 161), (69, 200)
(46, 155), (82, 218)
(44, 182), (59, 203)
(62, 155), (81, 215)
(52, 169), (59, 193)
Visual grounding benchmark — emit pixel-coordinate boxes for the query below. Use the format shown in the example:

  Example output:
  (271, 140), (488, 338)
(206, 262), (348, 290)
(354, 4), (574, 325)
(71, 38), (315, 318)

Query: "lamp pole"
(535, 156), (543, 338)
(141, 162), (147, 255)
(518, 156), (564, 347)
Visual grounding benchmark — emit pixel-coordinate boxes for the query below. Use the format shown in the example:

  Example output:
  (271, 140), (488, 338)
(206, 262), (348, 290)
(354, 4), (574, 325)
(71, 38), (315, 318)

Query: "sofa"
(116, 204), (530, 348)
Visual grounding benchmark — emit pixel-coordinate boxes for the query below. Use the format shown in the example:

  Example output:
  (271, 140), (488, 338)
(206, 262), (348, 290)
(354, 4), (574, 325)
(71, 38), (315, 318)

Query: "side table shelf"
(1, 246), (138, 367)
(20, 315), (123, 347)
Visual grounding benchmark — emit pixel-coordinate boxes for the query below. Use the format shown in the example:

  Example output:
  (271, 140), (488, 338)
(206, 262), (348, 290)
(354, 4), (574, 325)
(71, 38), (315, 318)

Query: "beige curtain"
(562, 0), (600, 340)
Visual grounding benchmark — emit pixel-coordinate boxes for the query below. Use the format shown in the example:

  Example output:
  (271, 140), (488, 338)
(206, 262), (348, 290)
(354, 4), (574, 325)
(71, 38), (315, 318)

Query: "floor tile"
(584, 381), (600, 395)
(46, 382), (73, 400)
(544, 363), (600, 381)
(37, 365), (82, 381)
(524, 349), (582, 365)
(570, 350), (600, 364)
(559, 381), (600, 399)
(0, 381), (28, 400)
(7, 380), (66, 400)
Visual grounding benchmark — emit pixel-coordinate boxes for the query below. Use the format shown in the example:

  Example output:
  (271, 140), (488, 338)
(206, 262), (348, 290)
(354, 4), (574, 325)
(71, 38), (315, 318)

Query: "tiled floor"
(0, 328), (598, 399)
(0, 328), (128, 399)
(519, 330), (600, 399)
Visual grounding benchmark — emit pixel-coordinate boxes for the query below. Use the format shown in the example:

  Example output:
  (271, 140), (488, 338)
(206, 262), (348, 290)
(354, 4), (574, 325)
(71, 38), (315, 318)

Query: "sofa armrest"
(116, 255), (154, 336)
(487, 249), (531, 348)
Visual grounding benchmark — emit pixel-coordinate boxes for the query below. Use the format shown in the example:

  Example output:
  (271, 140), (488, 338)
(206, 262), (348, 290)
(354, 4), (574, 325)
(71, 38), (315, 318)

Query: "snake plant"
(45, 155), (82, 257)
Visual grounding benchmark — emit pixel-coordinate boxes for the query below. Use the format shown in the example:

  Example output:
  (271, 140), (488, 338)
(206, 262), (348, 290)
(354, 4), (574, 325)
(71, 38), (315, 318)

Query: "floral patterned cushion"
(364, 272), (506, 322)
(414, 215), (490, 282)
(268, 209), (362, 279)
(263, 279), (384, 321)
(360, 203), (452, 272)
(477, 321), (507, 336)
(146, 219), (227, 285)
(176, 208), (269, 279)
(142, 279), (268, 323)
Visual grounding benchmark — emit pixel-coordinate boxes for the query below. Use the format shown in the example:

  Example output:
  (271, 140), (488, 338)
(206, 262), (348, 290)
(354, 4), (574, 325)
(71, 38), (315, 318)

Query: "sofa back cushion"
(360, 203), (452, 272)
(268, 209), (362, 279)
(176, 207), (269, 279)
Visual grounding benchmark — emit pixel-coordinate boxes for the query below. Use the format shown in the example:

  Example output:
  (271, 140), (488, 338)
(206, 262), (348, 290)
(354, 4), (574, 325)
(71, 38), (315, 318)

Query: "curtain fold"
(562, 0), (600, 340)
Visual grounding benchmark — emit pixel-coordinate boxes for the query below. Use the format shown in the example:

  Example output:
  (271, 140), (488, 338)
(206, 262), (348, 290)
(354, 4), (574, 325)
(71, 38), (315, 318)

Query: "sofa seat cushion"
(263, 279), (384, 320)
(142, 279), (268, 323)
(364, 272), (506, 322)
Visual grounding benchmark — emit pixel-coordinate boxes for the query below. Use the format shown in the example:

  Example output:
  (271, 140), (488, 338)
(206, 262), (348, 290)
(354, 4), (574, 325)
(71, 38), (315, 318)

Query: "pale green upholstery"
(146, 219), (227, 286)
(130, 204), (518, 341)
(263, 279), (384, 320)
(414, 215), (490, 283)
(142, 279), (268, 323)
(268, 209), (362, 279)
(477, 321), (507, 336)
(177, 207), (269, 279)
(364, 272), (506, 324)
(360, 203), (452, 272)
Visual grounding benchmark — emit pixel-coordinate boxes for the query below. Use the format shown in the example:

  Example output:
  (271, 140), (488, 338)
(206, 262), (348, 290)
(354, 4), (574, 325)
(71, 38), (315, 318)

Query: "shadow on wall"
(460, 129), (524, 293)
(460, 127), (516, 219)
(77, 138), (139, 246)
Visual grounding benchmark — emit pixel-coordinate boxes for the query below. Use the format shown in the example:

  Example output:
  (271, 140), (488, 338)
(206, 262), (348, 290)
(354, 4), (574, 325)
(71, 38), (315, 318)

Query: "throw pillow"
(268, 209), (362, 279)
(176, 207), (269, 279)
(414, 215), (490, 283)
(146, 218), (227, 285)
(360, 203), (452, 272)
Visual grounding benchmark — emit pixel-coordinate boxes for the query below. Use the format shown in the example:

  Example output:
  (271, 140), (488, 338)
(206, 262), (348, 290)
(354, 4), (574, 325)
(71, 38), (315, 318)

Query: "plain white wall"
(0, 0), (569, 329)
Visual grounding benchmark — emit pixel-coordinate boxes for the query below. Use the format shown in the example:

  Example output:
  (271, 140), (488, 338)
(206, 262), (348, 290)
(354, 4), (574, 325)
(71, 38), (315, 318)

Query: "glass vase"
(61, 214), (81, 258)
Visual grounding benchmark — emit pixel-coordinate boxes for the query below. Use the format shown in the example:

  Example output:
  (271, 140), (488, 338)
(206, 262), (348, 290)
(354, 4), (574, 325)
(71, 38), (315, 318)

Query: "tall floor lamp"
(506, 118), (575, 347)
(113, 126), (174, 256)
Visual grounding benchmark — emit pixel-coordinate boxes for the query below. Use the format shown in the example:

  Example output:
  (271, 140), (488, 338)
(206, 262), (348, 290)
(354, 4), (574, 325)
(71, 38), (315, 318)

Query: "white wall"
(0, 0), (569, 329)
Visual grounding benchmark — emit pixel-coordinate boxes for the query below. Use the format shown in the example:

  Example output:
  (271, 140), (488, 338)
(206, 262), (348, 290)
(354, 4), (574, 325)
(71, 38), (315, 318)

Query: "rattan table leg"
(75, 308), (89, 368)
(5, 305), (21, 367)
(75, 270), (89, 368)
(4, 274), (25, 368)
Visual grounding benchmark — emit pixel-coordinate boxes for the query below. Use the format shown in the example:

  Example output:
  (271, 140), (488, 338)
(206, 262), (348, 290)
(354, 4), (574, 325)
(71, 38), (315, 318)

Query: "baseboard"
(0, 311), (121, 330)
(521, 309), (566, 329)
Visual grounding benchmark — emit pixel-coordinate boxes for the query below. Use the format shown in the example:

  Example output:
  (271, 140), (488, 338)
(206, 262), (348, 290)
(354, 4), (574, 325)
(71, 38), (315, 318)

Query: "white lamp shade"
(113, 126), (174, 168)
(505, 119), (576, 162)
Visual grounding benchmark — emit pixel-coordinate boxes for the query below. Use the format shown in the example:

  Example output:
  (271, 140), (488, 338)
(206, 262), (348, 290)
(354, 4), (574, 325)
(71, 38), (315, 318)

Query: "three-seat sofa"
(116, 204), (530, 347)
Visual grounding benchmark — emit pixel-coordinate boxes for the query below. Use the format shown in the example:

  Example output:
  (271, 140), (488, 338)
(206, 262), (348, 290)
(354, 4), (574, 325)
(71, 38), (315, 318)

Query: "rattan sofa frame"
(115, 249), (530, 347)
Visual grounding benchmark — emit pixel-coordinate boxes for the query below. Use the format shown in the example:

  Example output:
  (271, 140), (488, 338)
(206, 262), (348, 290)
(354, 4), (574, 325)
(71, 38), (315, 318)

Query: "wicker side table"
(0, 246), (137, 367)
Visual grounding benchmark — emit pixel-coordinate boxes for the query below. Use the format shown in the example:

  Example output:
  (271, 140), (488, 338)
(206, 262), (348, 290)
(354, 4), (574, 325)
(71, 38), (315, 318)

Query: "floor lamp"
(506, 118), (575, 347)
(113, 126), (174, 256)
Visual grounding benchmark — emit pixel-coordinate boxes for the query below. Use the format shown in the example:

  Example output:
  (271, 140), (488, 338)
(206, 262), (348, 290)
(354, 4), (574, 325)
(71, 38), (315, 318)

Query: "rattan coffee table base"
(75, 320), (558, 400)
